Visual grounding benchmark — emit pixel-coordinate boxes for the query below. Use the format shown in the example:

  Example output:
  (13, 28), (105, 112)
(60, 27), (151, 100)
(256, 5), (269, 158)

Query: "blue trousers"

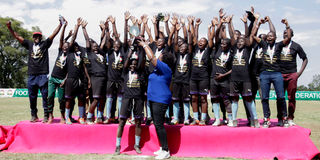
(259, 71), (287, 119)
(27, 74), (48, 117)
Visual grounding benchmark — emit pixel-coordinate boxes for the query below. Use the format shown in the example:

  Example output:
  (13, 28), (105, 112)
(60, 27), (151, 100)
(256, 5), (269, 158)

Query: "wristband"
(286, 26), (290, 29)
(143, 44), (148, 48)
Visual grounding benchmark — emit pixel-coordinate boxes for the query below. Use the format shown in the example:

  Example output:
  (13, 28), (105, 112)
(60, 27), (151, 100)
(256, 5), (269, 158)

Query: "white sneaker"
(212, 119), (221, 126)
(154, 147), (162, 155)
(155, 150), (170, 159)
(227, 120), (234, 127)
(288, 119), (296, 126)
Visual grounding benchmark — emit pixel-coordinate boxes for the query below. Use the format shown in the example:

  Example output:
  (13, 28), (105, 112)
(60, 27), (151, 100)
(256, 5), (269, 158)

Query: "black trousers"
(149, 101), (169, 151)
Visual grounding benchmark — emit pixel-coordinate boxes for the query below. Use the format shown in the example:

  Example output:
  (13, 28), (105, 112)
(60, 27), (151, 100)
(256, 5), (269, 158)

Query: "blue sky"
(1, 0), (320, 86)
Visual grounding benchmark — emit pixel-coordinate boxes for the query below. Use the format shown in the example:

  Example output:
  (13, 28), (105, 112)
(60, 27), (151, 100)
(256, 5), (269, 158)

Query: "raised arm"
(144, 16), (154, 43)
(151, 15), (159, 41)
(109, 16), (120, 41)
(247, 13), (260, 47)
(123, 49), (133, 69)
(187, 22), (193, 53)
(70, 17), (82, 47)
(194, 18), (202, 44)
(173, 24), (179, 53)
(226, 15), (236, 46)
(104, 19), (112, 50)
(59, 18), (68, 49)
(48, 17), (63, 41)
(208, 21), (215, 49)
(240, 13), (249, 37)
(6, 21), (24, 44)
(138, 39), (157, 67)
(281, 19), (292, 45)
(265, 16), (276, 34)
(124, 11), (131, 48)
(81, 20), (90, 48)
(167, 25), (176, 48)
(64, 30), (73, 43)
(163, 14), (170, 37)
(180, 16), (188, 41)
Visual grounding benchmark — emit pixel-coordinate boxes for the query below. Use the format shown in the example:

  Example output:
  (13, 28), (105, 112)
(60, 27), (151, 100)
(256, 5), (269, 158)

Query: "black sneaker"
(30, 116), (39, 123)
(277, 119), (284, 127)
(114, 146), (120, 155)
(262, 118), (271, 128)
(134, 145), (142, 154)
(42, 116), (49, 123)
(283, 118), (290, 128)
(146, 117), (152, 126)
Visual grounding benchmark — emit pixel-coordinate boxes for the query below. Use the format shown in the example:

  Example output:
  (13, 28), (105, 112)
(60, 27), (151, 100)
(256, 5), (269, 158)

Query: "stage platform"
(0, 119), (319, 159)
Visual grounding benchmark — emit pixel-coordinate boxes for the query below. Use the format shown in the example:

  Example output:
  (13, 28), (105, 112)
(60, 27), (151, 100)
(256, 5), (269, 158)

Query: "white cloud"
(284, 11), (320, 25)
(294, 29), (320, 47)
(25, 0), (54, 5)
(316, 0), (320, 4)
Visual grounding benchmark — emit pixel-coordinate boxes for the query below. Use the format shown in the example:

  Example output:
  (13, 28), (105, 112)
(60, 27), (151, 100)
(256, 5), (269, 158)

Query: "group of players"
(7, 6), (307, 137)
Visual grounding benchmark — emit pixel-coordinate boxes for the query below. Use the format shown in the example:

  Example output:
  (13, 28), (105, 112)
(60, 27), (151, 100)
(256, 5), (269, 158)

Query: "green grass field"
(0, 97), (319, 159)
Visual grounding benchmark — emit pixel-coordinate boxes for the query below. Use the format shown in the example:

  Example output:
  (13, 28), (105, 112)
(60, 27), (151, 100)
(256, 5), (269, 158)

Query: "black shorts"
(230, 81), (252, 97)
(210, 78), (230, 99)
(172, 82), (190, 101)
(91, 76), (107, 98)
(65, 77), (85, 99)
(190, 79), (209, 95)
(106, 81), (123, 97)
(119, 98), (144, 119)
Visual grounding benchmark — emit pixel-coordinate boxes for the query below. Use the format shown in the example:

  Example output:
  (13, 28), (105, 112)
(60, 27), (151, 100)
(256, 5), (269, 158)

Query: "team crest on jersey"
(56, 54), (67, 69)
(31, 44), (43, 59)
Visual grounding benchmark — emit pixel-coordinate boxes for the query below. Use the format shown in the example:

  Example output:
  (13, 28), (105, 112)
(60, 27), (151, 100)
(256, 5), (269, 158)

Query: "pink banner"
(0, 119), (319, 159)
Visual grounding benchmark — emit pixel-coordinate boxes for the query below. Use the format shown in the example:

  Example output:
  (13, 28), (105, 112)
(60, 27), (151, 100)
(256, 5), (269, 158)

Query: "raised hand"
(180, 16), (185, 25)
(254, 12), (260, 20)
(130, 16), (137, 25)
(187, 16), (193, 23)
(240, 13), (248, 23)
(281, 18), (288, 25)
(151, 15), (157, 24)
(77, 17), (83, 26)
(212, 17), (219, 26)
(195, 18), (202, 26)
(264, 16), (270, 22)
(219, 8), (226, 19)
(81, 20), (88, 28)
(124, 11), (131, 21)
(176, 23), (182, 31)
(259, 18), (265, 24)
(142, 14), (148, 24)
(251, 6), (255, 14)
(163, 13), (170, 22)
(68, 30), (73, 37)
(138, 19), (142, 25)
(99, 20), (105, 30)
(108, 16), (115, 24)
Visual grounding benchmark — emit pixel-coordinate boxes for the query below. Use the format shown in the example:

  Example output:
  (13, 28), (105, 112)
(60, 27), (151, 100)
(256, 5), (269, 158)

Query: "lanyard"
(236, 49), (243, 64)
(179, 54), (187, 71)
(128, 71), (137, 87)
(282, 41), (292, 57)
(114, 51), (121, 65)
(267, 45), (275, 62)
(196, 49), (205, 67)
(155, 48), (163, 59)
(220, 51), (230, 66)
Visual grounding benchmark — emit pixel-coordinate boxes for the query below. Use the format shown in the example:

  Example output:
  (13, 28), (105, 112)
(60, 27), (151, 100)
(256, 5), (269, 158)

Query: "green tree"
(297, 85), (309, 91)
(308, 74), (320, 91)
(0, 17), (41, 88)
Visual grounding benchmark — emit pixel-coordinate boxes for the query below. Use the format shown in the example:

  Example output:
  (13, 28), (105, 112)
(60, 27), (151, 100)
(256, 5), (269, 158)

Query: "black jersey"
(278, 41), (307, 74)
(231, 47), (252, 82)
(21, 38), (52, 75)
(173, 52), (191, 84)
(51, 48), (67, 79)
(190, 45), (212, 81)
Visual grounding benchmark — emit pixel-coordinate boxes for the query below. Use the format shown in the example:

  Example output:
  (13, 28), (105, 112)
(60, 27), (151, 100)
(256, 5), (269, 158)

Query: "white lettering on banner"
(0, 89), (16, 98)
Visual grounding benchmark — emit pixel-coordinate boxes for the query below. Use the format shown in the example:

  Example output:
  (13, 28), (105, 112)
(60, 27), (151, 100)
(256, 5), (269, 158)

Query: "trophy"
(129, 25), (141, 51)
